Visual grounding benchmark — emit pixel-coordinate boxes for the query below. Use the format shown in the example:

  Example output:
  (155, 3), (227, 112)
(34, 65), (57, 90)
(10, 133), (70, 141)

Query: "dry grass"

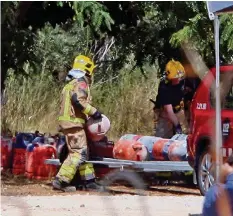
(1, 65), (159, 140)
(92, 65), (159, 140)
(1, 71), (61, 134)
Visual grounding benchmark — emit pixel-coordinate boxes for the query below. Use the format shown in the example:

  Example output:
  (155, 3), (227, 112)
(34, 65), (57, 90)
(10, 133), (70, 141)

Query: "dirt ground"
(1, 172), (204, 216)
(1, 171), (200, 197)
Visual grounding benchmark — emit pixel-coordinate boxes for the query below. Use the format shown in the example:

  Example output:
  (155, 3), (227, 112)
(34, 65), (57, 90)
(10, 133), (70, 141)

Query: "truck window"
(210, 72), (233, 109)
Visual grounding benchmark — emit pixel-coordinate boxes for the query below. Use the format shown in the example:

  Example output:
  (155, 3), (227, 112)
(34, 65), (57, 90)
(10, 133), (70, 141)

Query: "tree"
(170, 2), (233, 67)
(1, 1), (114, 91)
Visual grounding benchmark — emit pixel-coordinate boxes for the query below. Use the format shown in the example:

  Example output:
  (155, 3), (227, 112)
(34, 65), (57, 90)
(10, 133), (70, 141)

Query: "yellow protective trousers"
(56, 127), (95, 183)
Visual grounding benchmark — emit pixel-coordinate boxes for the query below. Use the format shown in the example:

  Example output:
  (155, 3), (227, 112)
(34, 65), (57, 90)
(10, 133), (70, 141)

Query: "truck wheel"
(197, 150), (215, 196)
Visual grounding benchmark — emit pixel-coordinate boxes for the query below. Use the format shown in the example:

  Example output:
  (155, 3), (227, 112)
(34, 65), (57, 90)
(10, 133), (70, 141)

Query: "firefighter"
(52, 55), (103, 192)
(153, 59), (189, 138)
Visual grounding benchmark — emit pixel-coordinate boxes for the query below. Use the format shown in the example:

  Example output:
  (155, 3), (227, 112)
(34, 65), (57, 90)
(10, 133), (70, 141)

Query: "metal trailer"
(45, 157), (197, 185)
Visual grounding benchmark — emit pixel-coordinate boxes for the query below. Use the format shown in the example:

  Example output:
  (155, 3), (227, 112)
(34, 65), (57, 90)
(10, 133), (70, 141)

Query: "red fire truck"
(187, 65), (233, 195)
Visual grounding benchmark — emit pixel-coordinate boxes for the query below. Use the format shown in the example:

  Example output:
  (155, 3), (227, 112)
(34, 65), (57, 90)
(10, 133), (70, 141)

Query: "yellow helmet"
(165, 59), (185, 80)
(72, 55), (96, 77)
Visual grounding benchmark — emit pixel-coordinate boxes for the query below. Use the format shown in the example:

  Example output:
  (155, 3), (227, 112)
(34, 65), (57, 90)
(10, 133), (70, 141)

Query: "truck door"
(210, 71), (233, 157)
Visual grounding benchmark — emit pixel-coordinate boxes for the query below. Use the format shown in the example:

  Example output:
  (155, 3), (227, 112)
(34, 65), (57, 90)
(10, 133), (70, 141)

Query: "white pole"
(214, 15), (222, 184)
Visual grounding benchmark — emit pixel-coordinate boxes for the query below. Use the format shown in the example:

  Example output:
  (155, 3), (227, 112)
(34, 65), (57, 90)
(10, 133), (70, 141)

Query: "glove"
(91, 111), (102, 120)
(175, 123), (182, 134)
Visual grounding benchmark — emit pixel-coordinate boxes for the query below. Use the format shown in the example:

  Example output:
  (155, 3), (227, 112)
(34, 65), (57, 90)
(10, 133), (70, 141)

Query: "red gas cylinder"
(152, 139), (174, 161)
(25, 143), (40, 179)
(12, 149), (26, 175)
(113, 139), (148, 161)
(89, 136), (114, 159)
(0, 137), (13, 171)
(12, 134), (28, 175)
(32, 145), (57, 180)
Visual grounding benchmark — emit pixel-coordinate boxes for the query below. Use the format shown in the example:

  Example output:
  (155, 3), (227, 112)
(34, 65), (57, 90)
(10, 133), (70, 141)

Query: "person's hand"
(91, 111), (102, 120)
(175, 123), (182, 134)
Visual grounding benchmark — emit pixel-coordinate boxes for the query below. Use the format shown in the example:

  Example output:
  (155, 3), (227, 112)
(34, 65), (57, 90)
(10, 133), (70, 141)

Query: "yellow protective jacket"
(58, 76), (97, 130)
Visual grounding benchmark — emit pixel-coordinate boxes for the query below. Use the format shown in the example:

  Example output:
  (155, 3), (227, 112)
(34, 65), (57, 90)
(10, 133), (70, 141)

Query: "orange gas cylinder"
(32, 145), (57, 180)
(168, 140), (188, 161)
(113, 139), (148, 161)
(152, 139), (175, 161)
(0, 137), (13, 171)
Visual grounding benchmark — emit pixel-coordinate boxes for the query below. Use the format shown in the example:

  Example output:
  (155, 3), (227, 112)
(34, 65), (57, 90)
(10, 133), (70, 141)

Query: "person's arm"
(163, 104), (182, 133)
(163, 104), (179, 125)
(72, 81), (102, 120)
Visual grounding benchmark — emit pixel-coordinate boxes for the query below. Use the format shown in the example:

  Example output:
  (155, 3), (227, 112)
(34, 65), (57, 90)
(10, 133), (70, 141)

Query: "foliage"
(1, 65), (159, 140)
(1, 1), (114, 90)
(1, 2), (36, 89)
(71, 1), (114, 33)
(92, 64), (159, 140)
(2, 1), (233, 136)
(170, 2), (233, 66)
(220, 14), (233, 52)
(33, 22), (93, 77)
(1, 67), (61, 134)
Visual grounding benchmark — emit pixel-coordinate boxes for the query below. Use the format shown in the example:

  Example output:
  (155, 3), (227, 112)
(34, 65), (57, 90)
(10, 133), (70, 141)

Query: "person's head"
(165, 59), (185, 85)
(66, 55), (96, 84)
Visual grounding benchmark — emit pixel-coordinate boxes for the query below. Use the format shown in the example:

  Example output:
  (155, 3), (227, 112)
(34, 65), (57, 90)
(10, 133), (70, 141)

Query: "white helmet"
(86, 114), (111, 142)
(65, 70), (85, 82)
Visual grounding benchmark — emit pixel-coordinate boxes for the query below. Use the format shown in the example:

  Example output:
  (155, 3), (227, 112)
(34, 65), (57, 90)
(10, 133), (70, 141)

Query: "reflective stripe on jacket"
(58, 77), (97, 129)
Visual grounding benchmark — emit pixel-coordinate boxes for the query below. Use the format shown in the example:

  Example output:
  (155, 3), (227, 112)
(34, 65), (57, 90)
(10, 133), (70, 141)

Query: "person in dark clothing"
(153, 59), (188, 138)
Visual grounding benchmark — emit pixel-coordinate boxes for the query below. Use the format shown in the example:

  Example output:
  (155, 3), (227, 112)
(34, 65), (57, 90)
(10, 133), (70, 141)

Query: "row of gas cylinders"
(113, 134), (188, 162)
(0, 134), (65, 180)
(1, 132), (188, 179)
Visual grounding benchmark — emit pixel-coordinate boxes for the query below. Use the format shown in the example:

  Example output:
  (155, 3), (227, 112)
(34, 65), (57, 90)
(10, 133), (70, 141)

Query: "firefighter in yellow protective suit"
(153, 59), (189, 138)
(52, 55), (103, 192)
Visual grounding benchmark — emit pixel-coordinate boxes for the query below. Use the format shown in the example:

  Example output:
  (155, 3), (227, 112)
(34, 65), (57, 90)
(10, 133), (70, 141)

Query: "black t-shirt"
(155, 79), (185, 108)
(184, 77), (201, 102)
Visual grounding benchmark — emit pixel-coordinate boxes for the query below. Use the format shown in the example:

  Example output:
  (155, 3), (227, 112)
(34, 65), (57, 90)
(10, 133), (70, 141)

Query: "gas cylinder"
(89, 136), (115, 178)
(32, 144), (57, 180)
(113, 139), (149, 161)
(137, 136), (162, 160)
(25, 143), (40, 179)
(89, 136), (114, 159)
(152, 139), (175, 161)
(12, 133), (28, 175)
(119, 134), (142, 141)
(168, 140), (188, 161)
(86, 114), (111, 142)
(0, 137), (13, 171)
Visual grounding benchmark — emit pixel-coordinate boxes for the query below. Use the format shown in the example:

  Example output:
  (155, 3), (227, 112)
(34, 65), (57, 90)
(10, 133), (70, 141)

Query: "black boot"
(52, 177), (76, 192)
(83, 179), (104, 191)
